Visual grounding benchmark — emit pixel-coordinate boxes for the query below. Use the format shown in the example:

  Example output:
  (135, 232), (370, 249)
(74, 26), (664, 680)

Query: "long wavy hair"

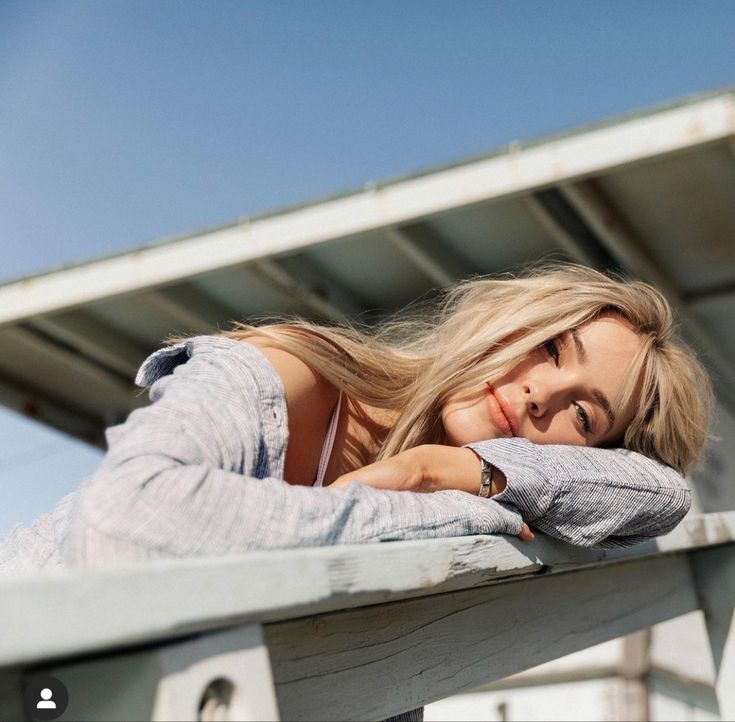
(222, 264), (712, 474)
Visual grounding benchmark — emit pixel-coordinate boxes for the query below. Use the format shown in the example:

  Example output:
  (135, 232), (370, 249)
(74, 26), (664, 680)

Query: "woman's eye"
(574, 402), (592, 434)
(544, 339), (560, 365)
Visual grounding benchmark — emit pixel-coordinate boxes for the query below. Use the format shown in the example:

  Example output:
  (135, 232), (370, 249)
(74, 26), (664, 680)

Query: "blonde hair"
(223, 264), (712, 474)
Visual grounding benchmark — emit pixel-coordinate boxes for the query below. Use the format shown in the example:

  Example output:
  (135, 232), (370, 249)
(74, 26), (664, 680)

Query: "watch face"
(478, 459), (493, 497)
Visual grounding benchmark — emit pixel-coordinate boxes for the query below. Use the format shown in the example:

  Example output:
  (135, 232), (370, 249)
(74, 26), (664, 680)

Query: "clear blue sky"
(1, 0), (733, 537)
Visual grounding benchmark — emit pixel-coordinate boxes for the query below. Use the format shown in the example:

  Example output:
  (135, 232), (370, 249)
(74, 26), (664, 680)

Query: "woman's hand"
(330, 446), (428, 492)
(329, 444), (534, 542)
(331, 445), (487, 493)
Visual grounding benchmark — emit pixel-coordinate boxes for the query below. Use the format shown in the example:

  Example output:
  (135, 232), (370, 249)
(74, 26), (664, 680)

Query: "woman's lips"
(486, 384), (516, 437)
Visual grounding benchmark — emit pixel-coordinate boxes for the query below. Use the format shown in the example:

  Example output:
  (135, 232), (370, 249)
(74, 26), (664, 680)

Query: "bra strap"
(313, 392), (342, 487)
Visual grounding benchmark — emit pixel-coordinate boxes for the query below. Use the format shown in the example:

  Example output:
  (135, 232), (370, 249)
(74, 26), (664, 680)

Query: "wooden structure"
(0, 89), (733, 446)
(1, 511), (734, 720)
(1, 90), (734, 720)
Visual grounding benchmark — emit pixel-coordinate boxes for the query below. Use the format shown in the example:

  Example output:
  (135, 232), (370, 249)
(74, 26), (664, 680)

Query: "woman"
(0, 264), (712, 571)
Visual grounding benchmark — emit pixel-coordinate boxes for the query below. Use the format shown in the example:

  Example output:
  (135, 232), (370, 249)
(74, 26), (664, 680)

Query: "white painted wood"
(0, 93), (731, 324)
(267, 556), (698, 720)
(1, 512), (734, 670)
(691, 545), (735, 720)
(151, 624), (279, 722)
(620, 630), (652, 721)
(1, 513), (733, 720)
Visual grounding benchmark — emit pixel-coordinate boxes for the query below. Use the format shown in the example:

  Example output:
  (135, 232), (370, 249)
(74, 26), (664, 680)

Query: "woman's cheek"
(442, 401), (498, 446)
(524, 419), (580, 446)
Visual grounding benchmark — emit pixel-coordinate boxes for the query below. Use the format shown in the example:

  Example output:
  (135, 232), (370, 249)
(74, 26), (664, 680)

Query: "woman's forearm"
(332, 444), (508, 497)
(412, 445), (507, 497)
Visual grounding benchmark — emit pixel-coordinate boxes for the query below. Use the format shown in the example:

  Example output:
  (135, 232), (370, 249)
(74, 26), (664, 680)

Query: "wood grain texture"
(267, 556), (698, 721)
(2, 512), (733, 669)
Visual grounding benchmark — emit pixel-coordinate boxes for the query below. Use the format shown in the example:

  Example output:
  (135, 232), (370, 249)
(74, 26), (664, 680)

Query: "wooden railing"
(1, 511), (734, 721)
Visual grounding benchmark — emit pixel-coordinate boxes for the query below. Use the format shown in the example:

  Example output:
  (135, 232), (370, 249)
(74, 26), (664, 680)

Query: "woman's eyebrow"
(594, 390), (616, 433)
(570, 328), (587, 362)
(570, 328), (616, 433)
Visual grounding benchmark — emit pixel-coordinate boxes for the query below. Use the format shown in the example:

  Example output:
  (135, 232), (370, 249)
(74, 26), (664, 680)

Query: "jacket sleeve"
(467, 438), (691, 548)
(62, 340), (523, 567)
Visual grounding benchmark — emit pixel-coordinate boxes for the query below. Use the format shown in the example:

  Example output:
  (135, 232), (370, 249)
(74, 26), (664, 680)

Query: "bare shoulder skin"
(245, 337), (340, 486)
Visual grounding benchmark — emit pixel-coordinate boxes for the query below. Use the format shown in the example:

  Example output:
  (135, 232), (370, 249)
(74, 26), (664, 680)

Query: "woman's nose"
(524, 383), (550, 417)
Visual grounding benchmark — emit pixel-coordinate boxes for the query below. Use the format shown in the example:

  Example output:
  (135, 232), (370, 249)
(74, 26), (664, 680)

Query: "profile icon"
(37, 687), (57, 709)
(23, 675), (68, 720)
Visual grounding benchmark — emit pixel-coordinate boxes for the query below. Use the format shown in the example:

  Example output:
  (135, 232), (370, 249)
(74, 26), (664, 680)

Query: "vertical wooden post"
(152, 624), (280, 721)
(620, 629), (651, 722)
(691, 546), (735, 720)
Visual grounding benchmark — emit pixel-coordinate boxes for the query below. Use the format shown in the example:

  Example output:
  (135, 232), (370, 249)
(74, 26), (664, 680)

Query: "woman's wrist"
(415, 444), (508, 496)
(414, 445), (483, 494)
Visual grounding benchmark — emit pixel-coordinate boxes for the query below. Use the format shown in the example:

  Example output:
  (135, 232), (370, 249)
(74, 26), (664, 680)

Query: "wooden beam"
(0, 325), (140, 431)
(274, 254), (367, 317)
(1, 516), (734, 720)
(1, 93), (731, 324)
(249, 258), (350, 322)
(523, 195), (598, 265)
(143, 290), (219, 334)
(1, 512), (733, 671)
(620, 629), (652, 721)
(30, 310), (149, 378)
(385, 226), (457, 287)
(267, 556), (698, 720)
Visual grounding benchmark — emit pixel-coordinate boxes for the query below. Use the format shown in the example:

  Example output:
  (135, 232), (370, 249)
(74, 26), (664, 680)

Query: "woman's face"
(441, 315), (643, 448)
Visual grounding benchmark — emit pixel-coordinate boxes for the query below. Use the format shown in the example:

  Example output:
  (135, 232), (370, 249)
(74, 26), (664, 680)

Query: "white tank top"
(312, 392), (342, 487)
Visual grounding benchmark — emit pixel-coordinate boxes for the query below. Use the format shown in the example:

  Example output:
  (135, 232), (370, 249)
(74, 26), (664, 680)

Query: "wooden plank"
(30, 310), (149, 378)
(2, 512), (734, 670)
(0, 325), (138, 413)
(691, 545), (735, 720)
(268, 556), (699, 721)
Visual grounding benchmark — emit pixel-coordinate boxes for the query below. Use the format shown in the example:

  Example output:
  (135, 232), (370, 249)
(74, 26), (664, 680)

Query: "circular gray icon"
(23, 675), (69, 721)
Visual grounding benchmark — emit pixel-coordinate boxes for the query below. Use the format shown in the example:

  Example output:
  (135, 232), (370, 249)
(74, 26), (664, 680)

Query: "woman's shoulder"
(135, 334), (338, 422)
(135, 335), (279, 388)
(244, 336), (340, 427)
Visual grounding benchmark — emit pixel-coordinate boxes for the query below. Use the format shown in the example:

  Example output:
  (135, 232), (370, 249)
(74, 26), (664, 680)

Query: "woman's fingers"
(517, 523), (535, 542)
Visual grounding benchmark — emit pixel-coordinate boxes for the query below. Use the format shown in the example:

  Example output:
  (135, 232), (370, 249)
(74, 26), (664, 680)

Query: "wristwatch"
(478, 458), (493, 498)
